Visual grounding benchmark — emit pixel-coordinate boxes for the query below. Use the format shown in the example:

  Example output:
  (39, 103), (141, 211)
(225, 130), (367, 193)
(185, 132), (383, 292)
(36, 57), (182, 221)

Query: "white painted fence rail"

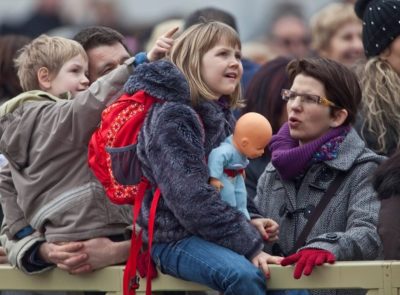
(1, 261), (400, 295)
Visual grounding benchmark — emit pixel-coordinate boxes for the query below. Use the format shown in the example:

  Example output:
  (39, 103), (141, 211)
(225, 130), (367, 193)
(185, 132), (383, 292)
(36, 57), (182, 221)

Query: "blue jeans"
(151, 236), (267, 295)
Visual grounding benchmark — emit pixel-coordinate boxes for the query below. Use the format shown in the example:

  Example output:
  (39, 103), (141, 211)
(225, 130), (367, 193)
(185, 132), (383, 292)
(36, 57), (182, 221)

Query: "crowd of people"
(0, 0), (400, 295)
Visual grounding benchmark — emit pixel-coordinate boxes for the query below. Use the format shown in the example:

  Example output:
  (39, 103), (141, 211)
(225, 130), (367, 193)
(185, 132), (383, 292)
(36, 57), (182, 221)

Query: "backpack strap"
(145, 187), (161, 295)
(123, 177), (162, 295)
(124, 229), (143, 294)
(123, 178), (150, 295)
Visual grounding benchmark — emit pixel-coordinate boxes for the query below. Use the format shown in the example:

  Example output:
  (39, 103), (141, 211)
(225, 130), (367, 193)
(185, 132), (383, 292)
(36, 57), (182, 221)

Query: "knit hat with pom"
(354, 0), (400, 57)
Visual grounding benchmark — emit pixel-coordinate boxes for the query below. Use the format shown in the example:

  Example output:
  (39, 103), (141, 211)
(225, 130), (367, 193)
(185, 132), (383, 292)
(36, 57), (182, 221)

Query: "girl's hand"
(250, 218), (279, 242)
(147, 26), (179, 62)
(251, 251), (283, 278)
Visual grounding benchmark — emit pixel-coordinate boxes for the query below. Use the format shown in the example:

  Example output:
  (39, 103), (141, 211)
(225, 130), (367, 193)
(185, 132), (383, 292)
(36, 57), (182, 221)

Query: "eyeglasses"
(281, 89), (339, 108)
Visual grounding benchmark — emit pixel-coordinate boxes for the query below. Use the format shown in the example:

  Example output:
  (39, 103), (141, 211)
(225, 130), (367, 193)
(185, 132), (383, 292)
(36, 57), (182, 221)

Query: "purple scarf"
(270, 123), (350, 180)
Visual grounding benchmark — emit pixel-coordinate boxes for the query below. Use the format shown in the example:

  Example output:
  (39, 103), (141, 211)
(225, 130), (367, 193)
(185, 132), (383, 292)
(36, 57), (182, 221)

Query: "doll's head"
(233, 112), (272, 159)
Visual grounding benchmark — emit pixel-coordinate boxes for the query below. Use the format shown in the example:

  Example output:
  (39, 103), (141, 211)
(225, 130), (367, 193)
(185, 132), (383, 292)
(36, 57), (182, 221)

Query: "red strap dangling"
(123, 179), (149, 295)
(124, 230), (143, 295)
(145, 188), (161, 295)
(123, 180), (161, 295)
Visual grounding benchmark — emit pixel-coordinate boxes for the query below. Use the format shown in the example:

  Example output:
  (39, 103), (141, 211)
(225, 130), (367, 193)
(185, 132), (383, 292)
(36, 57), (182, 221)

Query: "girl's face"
(322, 21), (364, 67)
(200, 39), (243, 98)
(287, 74), (340, 145)
(47, 54), (89, 96)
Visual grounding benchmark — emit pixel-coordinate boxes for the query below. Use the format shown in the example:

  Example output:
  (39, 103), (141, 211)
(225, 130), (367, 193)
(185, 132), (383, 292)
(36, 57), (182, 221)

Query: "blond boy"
(0, 34), (132, 244)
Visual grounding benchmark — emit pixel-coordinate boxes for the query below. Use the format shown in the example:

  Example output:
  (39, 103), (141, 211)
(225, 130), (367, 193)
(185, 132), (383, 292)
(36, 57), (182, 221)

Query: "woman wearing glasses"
(251, 57), (385, 288)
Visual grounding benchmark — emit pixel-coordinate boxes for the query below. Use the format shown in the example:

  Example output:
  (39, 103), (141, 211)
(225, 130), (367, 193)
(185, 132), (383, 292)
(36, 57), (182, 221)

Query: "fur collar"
(194, 98), (236, 155)
(124, 59), (190, 104)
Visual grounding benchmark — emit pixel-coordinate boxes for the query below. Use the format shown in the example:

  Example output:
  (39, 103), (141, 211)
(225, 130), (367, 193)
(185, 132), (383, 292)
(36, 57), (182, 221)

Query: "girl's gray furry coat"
(124, 60), (264, 259)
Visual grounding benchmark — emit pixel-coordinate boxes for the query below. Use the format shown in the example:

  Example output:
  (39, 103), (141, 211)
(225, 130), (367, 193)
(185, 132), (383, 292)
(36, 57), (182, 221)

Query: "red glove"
(281, 249), (335, 279)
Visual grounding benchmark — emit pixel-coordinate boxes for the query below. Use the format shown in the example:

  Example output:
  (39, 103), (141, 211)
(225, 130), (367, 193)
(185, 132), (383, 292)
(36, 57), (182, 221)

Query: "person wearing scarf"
(252, 57), (385, 295)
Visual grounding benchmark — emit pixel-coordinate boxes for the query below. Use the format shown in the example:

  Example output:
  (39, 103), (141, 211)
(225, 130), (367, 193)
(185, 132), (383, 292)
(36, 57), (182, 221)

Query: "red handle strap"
(124, 178), (149, 295)
(145, 187), (161, 295)
(123, 178), (161, 295)
(124, 230), (143, 295)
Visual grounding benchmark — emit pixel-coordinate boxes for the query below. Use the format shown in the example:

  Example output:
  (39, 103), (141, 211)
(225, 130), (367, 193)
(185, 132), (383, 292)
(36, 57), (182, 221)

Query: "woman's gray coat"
(253, 128), (385, 295)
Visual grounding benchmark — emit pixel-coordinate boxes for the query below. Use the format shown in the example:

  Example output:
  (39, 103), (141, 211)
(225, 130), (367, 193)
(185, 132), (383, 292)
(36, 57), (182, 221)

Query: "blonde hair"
(310, 3), (361, 52)
(360, 57), (400, 154)
(15, 35), (87, 91)
(168, 21), (243, 108)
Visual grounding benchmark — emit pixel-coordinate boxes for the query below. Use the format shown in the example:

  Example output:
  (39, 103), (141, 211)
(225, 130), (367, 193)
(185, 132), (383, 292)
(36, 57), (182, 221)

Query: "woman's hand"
(251, 251), (283, 278)
(281, 248), (336, 279)
(0, 246), (8, 264)
(251, 218), (279, 242)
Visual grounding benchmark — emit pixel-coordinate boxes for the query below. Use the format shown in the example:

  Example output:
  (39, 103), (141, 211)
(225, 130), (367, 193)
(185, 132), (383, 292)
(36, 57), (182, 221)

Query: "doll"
(208, 112), (272, 218)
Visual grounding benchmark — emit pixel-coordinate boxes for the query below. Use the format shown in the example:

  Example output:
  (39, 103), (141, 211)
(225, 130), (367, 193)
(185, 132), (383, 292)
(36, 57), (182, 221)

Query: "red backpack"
(88, 90), (161, 295)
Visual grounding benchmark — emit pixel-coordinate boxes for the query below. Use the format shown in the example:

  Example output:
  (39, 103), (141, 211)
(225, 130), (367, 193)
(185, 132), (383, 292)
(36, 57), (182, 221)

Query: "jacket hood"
(0, 90), (63, 117)
(124, 59), (190, 104)
(0, 91), (62, 169)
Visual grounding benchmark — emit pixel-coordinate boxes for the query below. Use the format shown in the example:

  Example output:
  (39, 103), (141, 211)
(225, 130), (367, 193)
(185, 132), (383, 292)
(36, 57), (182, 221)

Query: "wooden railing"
(1, 261), (400, 295)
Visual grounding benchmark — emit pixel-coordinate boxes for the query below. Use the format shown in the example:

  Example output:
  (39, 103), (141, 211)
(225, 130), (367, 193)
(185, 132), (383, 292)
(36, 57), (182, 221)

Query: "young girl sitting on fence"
(127, 21), (282, 295)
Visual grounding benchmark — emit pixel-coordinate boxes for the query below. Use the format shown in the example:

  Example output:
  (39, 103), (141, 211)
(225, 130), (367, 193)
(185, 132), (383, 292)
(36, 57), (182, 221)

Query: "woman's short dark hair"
(242, 56), (291, 133)
(287, 57), (361, 125)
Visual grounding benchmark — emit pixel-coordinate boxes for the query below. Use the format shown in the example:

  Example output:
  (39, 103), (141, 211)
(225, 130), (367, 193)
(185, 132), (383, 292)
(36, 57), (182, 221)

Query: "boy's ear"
(37, 67), (51, 90)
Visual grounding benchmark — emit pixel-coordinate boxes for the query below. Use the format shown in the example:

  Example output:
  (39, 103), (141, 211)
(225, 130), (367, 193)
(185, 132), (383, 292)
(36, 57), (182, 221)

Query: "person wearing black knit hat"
(355, 0), (400, 262)
(354, 0), (400, 156)
(355, 0), (400, 57)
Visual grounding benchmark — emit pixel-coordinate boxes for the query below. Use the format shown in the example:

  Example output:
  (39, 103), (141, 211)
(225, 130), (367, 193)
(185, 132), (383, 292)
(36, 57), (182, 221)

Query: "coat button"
(326, 233), (338, 240)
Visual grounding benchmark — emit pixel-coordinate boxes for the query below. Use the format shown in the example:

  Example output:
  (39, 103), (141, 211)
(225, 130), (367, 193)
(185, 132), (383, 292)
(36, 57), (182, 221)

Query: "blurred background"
(0, 0), (350, 54)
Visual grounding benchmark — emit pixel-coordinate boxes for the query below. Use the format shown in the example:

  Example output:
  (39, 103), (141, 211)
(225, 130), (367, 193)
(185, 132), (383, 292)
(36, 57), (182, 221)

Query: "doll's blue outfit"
(208, 135), (250, 219)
